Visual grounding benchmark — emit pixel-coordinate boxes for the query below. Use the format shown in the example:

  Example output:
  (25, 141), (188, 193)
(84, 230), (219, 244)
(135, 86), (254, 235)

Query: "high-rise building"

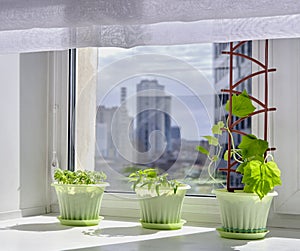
(170, 126), (181, 153)
(96, 105), (118, 158)
(96, 87), (132, 161)
(115, 87), (133, 161)
(136, 79), (172, 164)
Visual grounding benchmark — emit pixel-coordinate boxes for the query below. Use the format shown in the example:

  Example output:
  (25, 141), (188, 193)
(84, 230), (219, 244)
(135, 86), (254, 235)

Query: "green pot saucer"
(58, 216), (104, 226)
(140, 219), (186, 230)
(216, 228), (269, 240)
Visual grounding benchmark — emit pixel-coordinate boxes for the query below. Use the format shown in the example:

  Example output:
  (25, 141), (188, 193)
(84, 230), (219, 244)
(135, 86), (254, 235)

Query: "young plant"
(129, 168), (181, 196)
(196, 90), (281, 199)
(54, 168), (107, 185)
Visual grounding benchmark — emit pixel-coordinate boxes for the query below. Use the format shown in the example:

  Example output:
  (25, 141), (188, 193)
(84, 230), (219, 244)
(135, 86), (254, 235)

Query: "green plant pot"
(214, 189), (277, 239)
(52, 183), (109, 226)
(135, 184), (190, 230)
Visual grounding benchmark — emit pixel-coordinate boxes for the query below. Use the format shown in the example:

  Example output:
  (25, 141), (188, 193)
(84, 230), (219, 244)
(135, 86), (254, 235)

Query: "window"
(73, 42), (252, 196)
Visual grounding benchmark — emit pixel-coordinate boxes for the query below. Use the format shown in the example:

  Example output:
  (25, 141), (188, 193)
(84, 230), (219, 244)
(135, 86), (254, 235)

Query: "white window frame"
(48, 50), (70, 212)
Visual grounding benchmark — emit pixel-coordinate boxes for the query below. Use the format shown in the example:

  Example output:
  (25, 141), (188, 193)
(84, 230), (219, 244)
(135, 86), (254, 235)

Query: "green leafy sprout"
(122, 165), (146, 177)
(129, 168), (182, 196)
(196, 89), (281, 199)
(54, 168), (107, 185)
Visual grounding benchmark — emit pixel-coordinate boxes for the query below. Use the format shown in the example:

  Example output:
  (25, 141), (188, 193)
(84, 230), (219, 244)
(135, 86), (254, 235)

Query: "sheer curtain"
(1, 0), (300, 53)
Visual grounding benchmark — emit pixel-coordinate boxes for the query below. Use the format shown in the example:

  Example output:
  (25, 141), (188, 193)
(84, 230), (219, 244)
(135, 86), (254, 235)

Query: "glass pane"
(76, 42), (252, 195)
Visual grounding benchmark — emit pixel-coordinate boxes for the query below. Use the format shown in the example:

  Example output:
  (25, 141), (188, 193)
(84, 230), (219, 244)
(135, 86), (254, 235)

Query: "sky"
(96, 43), (218, 140)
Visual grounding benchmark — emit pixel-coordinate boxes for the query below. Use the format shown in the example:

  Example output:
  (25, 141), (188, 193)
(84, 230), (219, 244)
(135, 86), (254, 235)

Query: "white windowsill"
(0, 214), (300, 251)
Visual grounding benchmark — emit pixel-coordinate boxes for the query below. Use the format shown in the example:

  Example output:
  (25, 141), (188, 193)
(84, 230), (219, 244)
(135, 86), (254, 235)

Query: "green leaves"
(196, 145), (209, 155)
(129, 168), (181, 196)
(212, 121), (224, 135)
(239, 160), (281, 199)
(238, 134), (268, 161)
(203, 136), (219, 146)
(236, 134), (281, 199)
(196, 121), (223, 157)
(236, 135), (281, 199)
(225, 90), (255, 118)
(53, 168), (107, 185)
(195, 88), (282, 199)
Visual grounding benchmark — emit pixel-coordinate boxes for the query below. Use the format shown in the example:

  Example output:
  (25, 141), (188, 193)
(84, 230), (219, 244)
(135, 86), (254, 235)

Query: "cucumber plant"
(196, 90), (281, 199)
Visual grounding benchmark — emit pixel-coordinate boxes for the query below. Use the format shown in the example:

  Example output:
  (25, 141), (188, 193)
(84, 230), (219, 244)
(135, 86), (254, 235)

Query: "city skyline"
(97, 43), (216, 140)
(96, 78), (209, 178)
(96, 79), (204, 158)
(97, 75), (214, 141)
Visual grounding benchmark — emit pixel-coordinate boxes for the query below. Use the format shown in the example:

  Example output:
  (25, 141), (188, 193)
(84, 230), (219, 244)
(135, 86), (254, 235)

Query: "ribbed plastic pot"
(214, 189), (277, 237)
(52, 183), (109, 226)
(135, 184), (190, 229)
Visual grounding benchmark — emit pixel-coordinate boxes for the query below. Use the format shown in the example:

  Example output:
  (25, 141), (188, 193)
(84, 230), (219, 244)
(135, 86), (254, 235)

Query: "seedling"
(129, 168), (182, 196)
(53, 168), (107, 185)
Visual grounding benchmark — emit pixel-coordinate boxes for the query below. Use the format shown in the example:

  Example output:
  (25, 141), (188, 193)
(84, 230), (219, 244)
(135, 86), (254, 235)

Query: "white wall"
(0, 54), (20, 216)
(19, 53), (49, 215)
(0, 52), (50, 219)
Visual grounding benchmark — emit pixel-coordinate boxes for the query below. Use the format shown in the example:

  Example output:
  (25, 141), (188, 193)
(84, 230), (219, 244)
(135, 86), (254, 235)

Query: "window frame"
(67, 49), (76, 171)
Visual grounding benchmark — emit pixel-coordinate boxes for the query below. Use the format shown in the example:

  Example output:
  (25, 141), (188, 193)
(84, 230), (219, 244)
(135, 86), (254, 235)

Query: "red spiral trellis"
(218, 40), (277, 192)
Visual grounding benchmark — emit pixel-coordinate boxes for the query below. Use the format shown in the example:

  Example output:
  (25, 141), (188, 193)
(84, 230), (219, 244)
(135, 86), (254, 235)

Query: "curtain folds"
(1, 0), (300, 53)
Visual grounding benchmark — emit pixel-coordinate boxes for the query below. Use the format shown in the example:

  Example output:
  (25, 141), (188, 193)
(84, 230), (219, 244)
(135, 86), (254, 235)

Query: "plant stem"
(207, 144), (226, 189)
(225, 125), (243, 164)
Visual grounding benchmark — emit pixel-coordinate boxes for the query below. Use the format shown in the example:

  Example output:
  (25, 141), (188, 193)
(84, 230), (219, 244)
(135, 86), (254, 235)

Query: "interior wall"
(0, 52), (50, 219)
(19, 52), (49, 215)
(0, 54), (20, 218)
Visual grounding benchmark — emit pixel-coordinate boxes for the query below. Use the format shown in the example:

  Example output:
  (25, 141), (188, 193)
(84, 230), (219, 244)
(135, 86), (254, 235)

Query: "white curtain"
(1, 0), (300, 53)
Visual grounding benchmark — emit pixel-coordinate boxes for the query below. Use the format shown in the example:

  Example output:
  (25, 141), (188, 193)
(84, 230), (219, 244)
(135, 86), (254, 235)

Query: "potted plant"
(52, 168), (109, 226)
(129, 168), (190, 230)
(197, 89), (282, 239)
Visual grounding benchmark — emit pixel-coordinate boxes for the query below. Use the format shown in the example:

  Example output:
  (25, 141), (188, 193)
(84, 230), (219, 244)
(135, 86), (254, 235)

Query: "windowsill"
(0, 214), (300, 251)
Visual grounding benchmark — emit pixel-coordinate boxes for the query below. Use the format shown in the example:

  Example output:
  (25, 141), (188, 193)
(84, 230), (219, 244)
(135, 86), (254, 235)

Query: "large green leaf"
(241, 160), (281, 199)
(238, 134), (268, 160)
(264, 161), (282, 187)
(236, 162), (247, 174)
(225, 90), (256, 118)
